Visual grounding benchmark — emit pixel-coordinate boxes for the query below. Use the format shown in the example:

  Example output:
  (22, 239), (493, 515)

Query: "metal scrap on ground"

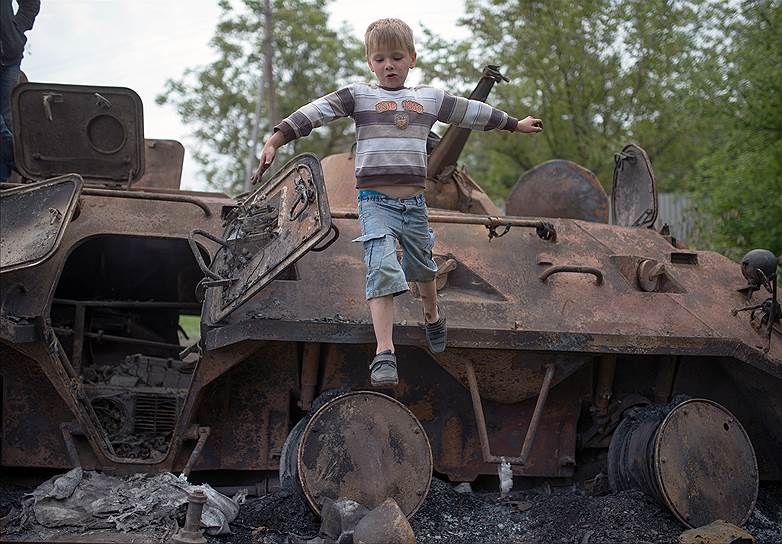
(1, 469), (242, 541)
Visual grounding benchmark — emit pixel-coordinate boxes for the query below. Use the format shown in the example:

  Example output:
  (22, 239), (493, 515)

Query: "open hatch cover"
(200, 154), (333, 324)
(611, 143), (658, 228)
(11, 83), (144, 183)
(1, 174), (83, 273)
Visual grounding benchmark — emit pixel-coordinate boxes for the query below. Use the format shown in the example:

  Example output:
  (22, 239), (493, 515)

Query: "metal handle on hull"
(539, 265), (604, 285)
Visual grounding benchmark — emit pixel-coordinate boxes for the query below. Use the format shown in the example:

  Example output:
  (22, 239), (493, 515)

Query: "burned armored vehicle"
(1, 68), (780, 530)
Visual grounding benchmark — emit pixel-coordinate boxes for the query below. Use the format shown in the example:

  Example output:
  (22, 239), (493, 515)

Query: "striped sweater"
(274, 83), (519, 189)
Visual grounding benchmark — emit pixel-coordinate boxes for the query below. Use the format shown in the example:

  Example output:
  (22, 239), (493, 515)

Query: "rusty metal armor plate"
(506, 160), (608, 223)
(134, 139), (185, 190)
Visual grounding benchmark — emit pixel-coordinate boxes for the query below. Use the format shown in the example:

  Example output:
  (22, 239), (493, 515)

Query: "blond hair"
(364, 18), (416, 57)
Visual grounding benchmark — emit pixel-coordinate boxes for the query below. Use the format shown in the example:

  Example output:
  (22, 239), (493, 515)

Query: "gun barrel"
(427, 65), (509, 178)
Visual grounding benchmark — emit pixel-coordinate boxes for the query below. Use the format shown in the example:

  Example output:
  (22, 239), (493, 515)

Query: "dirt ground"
(3, 475), (780, 544)
(207, 478), (782, 544)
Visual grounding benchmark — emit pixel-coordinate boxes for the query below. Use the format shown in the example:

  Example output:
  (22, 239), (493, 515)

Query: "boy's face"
(367, 47), (416, 89)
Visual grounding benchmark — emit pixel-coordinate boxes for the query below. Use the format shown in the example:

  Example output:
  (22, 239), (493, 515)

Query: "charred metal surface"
(201, 153), (332, 324)
(315, 344), (589, 480)
(0, 345), (80, 468)
(295, 391), (432, 517)
(11, 83), (144, 183)
(0, 175), (83, 273)
(611, 143), (658, 228)
(464, 360), (555, 465)
(506, 160), (609, 222)
(671, 357), (782, 481)
(1, 168), (235, 474)
(608, 399), (758, 528)
(81, 186), (212, 216)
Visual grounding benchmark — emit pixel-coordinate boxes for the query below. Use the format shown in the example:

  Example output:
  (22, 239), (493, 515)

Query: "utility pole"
(264, 0), (277, 130)
(244, 1), (274, 192)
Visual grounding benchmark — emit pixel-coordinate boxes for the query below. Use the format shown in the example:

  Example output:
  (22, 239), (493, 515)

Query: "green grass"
(178, 314), (201, 343)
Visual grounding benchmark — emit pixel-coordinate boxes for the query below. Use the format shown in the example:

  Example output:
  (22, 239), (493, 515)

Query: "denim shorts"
(352, 192), (437, 300)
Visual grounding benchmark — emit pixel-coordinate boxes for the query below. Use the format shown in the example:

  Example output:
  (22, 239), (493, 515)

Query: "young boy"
(251, 18), (542, 386)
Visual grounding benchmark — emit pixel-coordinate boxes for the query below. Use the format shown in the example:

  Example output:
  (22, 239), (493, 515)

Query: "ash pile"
(1, 473), (780, 543)
(214, 478), (782, 544)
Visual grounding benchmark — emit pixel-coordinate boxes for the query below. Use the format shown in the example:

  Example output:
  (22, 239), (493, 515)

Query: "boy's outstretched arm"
(436, 90), (543, 135)
(250, 85), (356, 185)
(517, 116), (543, 133)
(250, 131), (286, 184)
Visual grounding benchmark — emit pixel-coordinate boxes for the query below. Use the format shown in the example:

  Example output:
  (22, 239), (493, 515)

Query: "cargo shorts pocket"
(352, 231), (393, 272)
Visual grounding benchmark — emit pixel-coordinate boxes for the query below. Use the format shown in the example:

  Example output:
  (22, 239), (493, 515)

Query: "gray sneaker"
(370, 350), (398, 386)
(424, 307), (447, 353)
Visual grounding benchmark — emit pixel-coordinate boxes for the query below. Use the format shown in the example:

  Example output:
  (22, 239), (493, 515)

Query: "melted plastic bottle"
(498, 457), (513, 497)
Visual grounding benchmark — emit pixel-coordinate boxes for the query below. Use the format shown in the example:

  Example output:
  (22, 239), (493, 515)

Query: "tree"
(419, 0), (724, 200)
(692, 0), (782, 259)
(157, 0), (366, 194)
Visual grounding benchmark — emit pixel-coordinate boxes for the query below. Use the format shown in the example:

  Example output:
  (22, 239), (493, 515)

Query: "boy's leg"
(368, 294), (395, 354)
(398, 194), (445, 352)
(367, 294), (398, 385)
(417, 278), (447, 352)
(356, 197), (408, 386)
(416, 279), (439, 323)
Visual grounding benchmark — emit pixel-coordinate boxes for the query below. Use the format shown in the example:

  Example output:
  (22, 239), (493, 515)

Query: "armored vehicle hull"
(1, 76), (780, 530)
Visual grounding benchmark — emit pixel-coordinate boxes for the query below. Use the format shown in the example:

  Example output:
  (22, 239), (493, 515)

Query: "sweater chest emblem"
(402, 100), (424, 114)
(394, 112), (410, 130)
(375, 100), (397, 113)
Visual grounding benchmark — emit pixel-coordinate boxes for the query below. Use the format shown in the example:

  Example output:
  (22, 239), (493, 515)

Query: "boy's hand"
(517, 116), (543, 134)
(250, 145), (276, 185)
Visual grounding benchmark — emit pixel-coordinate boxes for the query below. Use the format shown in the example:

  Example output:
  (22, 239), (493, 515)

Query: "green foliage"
(157, 0), (365, 193)
(692, 0), (782, 259)
(178, 315), (201, 343)
(419, 0), (725, 199)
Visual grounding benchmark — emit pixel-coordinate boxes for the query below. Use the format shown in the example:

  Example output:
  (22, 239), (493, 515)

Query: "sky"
(20, 0), (468, 190)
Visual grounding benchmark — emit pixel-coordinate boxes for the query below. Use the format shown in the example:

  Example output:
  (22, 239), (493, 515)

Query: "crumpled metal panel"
(11, 83), (144, 182)
(0, 174), (82, 273)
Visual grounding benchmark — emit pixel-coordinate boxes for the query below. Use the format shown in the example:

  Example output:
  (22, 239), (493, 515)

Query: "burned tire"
(279, 388), (351, 492)
(279, 415), (309, 493)
(608, 398), (758, 528)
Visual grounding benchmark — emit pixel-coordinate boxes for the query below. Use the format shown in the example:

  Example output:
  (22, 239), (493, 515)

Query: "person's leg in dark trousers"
(0, 62), (21, 181)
